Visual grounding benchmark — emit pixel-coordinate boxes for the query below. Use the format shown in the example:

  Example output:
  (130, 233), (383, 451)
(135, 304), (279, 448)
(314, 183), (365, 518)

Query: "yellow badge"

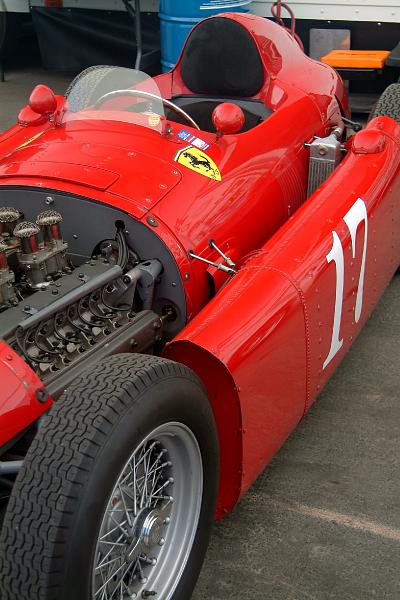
(147, 112), (161, 127)
(174, 146), (221, 181)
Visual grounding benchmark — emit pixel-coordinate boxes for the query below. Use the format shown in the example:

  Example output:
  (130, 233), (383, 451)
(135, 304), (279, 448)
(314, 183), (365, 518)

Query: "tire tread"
(371, 83), (400, 124)
(0, 354), (205, 600)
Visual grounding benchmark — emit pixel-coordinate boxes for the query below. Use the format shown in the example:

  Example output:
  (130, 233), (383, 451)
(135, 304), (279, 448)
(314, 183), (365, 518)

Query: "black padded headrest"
(180, 17), (264, 98)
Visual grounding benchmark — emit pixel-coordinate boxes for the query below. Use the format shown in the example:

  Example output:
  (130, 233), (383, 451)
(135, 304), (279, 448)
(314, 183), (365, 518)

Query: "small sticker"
(176, 129), (210, 151)
(15, 131), (46, 150)
(174, 145), (221, 181)
(147, 112), (161, 127)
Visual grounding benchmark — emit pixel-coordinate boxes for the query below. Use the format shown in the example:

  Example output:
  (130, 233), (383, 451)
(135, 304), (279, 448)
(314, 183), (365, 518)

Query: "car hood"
(0, 121), (185, 211)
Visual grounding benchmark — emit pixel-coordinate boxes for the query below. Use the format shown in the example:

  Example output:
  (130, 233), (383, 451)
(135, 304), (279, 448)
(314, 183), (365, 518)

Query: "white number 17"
(323, 198), (368, 370)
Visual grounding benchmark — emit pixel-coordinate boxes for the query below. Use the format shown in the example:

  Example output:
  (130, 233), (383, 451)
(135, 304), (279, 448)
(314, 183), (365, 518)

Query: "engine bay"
(0, 190), (186, 396)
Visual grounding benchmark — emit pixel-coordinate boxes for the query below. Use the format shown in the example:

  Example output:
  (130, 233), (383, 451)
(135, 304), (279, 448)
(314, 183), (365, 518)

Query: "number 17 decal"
(323, 198), (368, 370)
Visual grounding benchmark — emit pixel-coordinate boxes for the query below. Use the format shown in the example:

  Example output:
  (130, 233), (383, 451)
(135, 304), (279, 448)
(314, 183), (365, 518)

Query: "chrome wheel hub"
(138, 509), (162, 550)
(125, 508), (162, 563)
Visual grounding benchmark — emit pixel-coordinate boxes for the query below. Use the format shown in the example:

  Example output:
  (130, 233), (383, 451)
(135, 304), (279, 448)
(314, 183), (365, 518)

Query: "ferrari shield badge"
(174, 146), (221, 181)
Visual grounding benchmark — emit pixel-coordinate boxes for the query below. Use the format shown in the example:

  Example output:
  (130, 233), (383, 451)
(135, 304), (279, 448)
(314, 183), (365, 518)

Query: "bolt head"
(158, 537), (165, 546)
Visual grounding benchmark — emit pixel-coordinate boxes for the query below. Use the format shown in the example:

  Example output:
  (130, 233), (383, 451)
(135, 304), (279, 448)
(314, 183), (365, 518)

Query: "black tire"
(0, 354), (219, 600)
(370, 83), (400, 124)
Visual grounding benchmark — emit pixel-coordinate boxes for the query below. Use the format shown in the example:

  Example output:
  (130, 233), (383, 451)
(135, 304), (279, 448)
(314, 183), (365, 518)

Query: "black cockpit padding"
(180, 17), (265, 98)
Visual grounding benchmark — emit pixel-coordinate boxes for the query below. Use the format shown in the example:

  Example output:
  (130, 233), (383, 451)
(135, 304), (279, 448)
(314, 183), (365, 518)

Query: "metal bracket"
(188, 250), (236, 275)
(209, 239), (236, 269)
(342, 116), (362, 132)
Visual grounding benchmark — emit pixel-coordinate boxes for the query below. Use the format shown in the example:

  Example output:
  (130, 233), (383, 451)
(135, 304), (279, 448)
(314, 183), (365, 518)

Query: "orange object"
(321, 50), (390, 69)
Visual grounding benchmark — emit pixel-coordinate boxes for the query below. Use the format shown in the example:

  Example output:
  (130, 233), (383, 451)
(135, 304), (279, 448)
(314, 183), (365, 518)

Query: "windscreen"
(62, 67), (165, 133)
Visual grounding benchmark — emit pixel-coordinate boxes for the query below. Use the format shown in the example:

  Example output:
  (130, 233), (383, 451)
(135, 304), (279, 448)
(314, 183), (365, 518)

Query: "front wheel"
(0, 354), (219, 600)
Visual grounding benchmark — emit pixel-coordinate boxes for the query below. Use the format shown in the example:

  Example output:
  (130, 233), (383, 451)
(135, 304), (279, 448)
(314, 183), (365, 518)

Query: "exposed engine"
(0, 205), (168, 397)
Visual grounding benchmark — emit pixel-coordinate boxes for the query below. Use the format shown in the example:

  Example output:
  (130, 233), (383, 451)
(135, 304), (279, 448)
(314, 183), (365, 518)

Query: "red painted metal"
(18, 107), (47, 128)
(212, 103), (246, 135)
(28, 84), (57, 117)
(0, 342), (52, 447)
(0, 14), (398, 519)
(165, 115), (400, 514)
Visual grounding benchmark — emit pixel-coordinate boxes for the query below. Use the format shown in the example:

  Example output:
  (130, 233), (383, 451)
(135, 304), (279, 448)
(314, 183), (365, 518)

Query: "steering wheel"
(94, 89), (201, 130)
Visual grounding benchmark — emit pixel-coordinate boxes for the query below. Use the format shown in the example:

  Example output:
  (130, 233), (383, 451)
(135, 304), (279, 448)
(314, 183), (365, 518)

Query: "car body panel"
(165, 115), (400, 514)
(0, 342), (52, 447)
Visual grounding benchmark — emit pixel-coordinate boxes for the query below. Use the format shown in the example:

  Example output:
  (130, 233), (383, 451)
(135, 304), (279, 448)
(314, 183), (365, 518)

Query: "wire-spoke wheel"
(0, 354), (219, 600)
(93, 422), (203, 600)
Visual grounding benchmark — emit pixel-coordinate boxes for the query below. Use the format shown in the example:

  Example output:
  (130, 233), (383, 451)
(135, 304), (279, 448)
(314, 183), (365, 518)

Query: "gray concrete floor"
(1, 66), (399, 600)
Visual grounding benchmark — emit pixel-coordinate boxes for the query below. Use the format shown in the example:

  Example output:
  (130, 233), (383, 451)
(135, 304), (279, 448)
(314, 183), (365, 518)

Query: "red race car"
(0, 12), (399, 600)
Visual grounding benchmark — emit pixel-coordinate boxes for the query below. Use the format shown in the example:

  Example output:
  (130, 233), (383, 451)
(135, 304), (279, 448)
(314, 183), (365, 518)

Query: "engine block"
(0, 204), (165, 396)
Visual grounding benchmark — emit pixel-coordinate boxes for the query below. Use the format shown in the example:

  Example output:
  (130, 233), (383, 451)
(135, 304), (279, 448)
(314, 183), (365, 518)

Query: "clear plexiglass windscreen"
(63, 67), (165, 132)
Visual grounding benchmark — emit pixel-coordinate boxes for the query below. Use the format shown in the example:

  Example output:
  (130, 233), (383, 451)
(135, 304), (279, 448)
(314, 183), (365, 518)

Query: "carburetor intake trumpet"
(0, 206), (20, 237)
(13, 210), (68, 288)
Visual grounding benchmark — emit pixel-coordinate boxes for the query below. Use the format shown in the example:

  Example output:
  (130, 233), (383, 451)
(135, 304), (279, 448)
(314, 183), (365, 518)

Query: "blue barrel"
(160, 0), (251, 72)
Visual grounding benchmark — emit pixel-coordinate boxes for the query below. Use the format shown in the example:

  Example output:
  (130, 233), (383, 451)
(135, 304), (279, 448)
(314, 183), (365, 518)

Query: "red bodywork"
(0, 14), (399, 518)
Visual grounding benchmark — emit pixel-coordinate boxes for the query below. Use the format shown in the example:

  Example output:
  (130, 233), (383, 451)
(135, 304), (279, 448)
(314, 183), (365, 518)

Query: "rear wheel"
(0, 354), (218, 600)
(370, 83), (400, 124)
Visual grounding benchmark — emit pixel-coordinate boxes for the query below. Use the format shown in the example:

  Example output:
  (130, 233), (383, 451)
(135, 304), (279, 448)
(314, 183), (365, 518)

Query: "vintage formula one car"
(0, 11), (399, 600)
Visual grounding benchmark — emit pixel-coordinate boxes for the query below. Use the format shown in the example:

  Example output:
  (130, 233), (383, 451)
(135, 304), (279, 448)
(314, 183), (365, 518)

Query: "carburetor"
(14, 210), (68, 288)
(0, 241), (17, 307)
(0, 206), (20, 246)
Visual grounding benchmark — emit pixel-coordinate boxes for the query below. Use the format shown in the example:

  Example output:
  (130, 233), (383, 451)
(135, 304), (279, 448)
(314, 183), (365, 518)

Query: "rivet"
(36, 387), (49, 403)
(146, 216), (158, 228)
